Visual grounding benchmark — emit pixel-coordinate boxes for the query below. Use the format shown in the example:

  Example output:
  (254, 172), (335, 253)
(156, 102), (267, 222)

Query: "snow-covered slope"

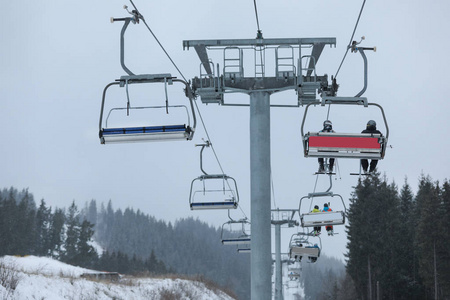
(0, 256), (235, 300)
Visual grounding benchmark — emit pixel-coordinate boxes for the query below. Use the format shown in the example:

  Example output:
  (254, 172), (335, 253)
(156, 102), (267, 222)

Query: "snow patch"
(0, 256), (235, 300)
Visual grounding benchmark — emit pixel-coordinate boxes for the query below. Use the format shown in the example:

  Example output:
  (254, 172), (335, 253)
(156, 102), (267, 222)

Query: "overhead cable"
(253, 0), (261, 33)
(334, 0), (367, 79)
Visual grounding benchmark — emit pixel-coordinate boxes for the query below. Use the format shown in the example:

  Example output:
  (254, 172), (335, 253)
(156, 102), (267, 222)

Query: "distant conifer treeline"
(0, 188), (169, 276)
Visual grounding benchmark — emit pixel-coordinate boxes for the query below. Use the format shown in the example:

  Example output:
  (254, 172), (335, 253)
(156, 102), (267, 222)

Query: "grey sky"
(1, 0), (449, 262)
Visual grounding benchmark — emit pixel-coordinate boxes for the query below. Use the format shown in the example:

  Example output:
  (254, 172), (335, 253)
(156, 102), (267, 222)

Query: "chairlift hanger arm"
(110, 1), (147, 76)
(349, 37), (376, 97)
(111, 15), (136, 76)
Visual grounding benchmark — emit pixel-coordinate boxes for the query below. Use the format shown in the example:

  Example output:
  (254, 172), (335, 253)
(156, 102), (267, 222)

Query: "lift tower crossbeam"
(183, 36), (335, 300)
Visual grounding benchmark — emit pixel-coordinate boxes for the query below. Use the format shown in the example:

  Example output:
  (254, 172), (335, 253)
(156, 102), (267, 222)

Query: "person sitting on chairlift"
(360, 120), (383, 173)
(311, 205), (321, 235)
(306, 243), (319, 263)
(318, 120), (335, 173)
(294, 243), (303, 262)
(322, 203), (334, 236)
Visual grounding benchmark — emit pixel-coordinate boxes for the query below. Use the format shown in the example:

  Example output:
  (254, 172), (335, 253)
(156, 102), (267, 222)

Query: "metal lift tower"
(183, 35), (336, 300)
(271, 209), (299, 300)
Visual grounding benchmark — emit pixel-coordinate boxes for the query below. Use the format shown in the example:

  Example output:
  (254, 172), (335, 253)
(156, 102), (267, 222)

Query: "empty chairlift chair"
(220, 218), (251, 245)
(189, 141), (239, 210)
(99, 9), (196, 144)
(99, 74), (196, 144)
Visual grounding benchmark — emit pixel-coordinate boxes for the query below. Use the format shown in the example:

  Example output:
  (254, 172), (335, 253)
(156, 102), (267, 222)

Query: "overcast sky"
(1, 0), (449, 262)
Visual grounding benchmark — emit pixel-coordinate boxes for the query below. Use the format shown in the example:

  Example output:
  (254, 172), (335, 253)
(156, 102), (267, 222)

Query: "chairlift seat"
(237, 248), (251, 253)
(301, 211), (345, 227)
(221, 237), (251, 245)
(190, 201), (238, 210)
(100, 124), (191, 144)
(304, 132), (384, 159)
(289, 245), (320, 258)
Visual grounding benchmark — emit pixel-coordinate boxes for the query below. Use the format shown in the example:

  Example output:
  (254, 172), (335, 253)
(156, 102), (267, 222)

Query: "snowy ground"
(0, 256), (235, 300)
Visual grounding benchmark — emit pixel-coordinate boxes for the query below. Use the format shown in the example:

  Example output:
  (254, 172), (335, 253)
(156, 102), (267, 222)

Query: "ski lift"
(287, 261), (301, 280)
(288, 270), (301, 281)
(189, 141), (239, 210)
(288, 232), (321, 263)
(99, 74), (196, 144)
(301, 98), (388, 159)
(221, 218), (251, 245)
(299, 191), (346, 228)
(99, 5), (196, 144)
(300, 39), (389, 160)
(237, 247), (251, 254)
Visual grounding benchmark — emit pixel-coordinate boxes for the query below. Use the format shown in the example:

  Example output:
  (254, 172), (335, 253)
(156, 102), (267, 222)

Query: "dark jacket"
(361, 128), (382, 136)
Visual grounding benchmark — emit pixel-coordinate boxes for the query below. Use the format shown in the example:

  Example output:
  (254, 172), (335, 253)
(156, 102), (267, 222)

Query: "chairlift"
(99, 7), (196, 144)
(237, 247), (251, 254)
(299, 191), (346, 228)
(221, 218), (251, 245)
(288, 232), (321, 263)
(300, 40), (389, 160)
(301, 98), (388, 159)
(287, 261), (302, 280)
(189, 141), (239, 210)
(99, 74), (196, 144)
(288, 271), (301, 281)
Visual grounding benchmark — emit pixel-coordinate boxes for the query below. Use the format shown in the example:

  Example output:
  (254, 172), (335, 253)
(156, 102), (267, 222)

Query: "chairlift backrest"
(300, 98), (389, 159)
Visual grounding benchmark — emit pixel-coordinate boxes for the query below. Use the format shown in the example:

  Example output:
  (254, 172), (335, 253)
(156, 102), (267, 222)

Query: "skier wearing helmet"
(361, 120), (383, 173)
(318, 120), (335, 173)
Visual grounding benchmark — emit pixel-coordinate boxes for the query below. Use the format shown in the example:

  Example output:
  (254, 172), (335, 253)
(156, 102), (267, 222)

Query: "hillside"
(0, 256), (235, 300)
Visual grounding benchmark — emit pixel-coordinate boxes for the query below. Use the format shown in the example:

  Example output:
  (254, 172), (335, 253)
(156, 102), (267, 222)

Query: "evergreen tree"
(1, 188), (19, 255)
(415, 175), (442, 297)
(346, 175), (379, 299)
(440, 180), (450, 298)
(86, 199), (97, 226)
(63, 201), (80, 264)
(397, 179), (423, 298)
(75, 220), (97, 268)
(49, 208), (65, 258)
(0, 192), (6, 255)
(35, 199), (52, 256)
(15, 189), (36, 255)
